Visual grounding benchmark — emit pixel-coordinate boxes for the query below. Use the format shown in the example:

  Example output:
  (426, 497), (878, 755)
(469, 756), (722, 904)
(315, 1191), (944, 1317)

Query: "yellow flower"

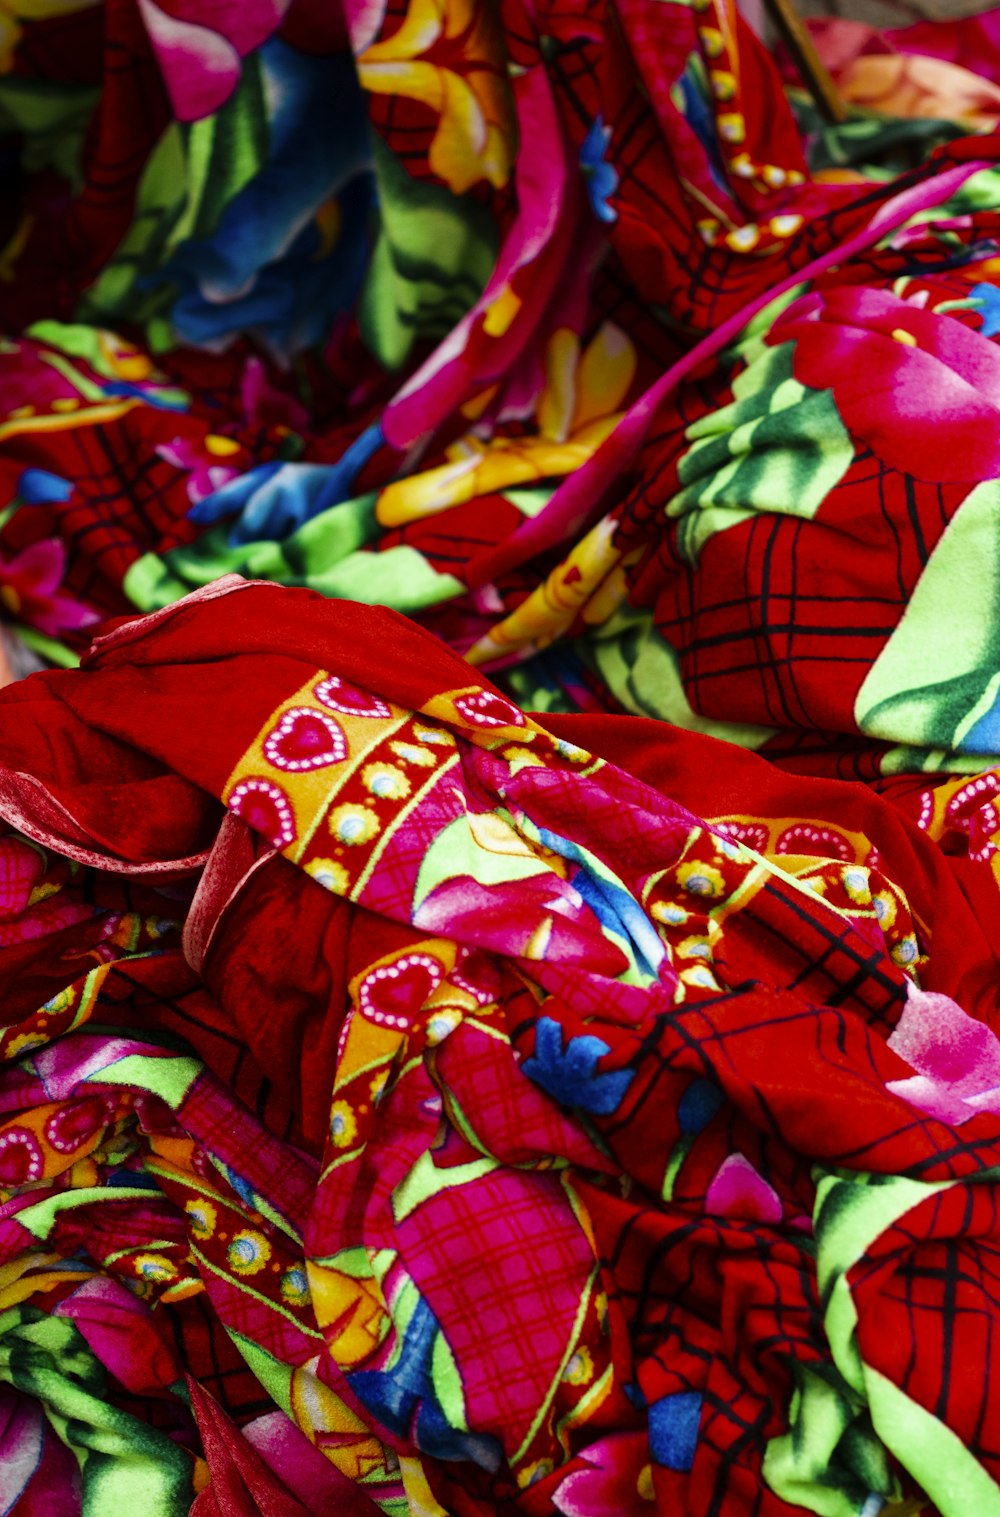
(184, 1198), (217, 1241)
(678, 935), (713, 961)
(676, 860), (725, 899)
(841, 865), (871, 904)
(378, 324), (637, 535)
(362, 763), (412, 801)
(306, 857), (351, 893)
(562, 1345), (594, 1386)
(390, 740), (437, 768)
(356, 0), (516, 193)
(517, 1459), (554, 1490)
(227, 1229), (272, 1277)
(280, 1266), (311, 1308)
(330, 1100), (358, 1149)
(328, 804), (380, 847)
(651, 900), (690, 928)
(133, 1252), (179, 1286)
(873, 891), (897, 930)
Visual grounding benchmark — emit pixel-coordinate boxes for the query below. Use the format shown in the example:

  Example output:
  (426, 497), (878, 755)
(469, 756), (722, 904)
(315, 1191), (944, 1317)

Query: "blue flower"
(970, 282), (1000, 339)
(677, 1077), (725, 1135)
(17, 469), (73, 505)
(649, 1391), (702, 1471)
(580, 116), (619, 225)
(189, 423), (384, 544)
(350, 1296), (502, 1470)
(523, 1016), (634, 1116)
(146, 43), (374, 359)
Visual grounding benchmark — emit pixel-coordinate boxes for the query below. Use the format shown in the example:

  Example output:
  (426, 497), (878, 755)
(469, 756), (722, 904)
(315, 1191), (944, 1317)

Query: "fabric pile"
(3, 1), (1000, 1514)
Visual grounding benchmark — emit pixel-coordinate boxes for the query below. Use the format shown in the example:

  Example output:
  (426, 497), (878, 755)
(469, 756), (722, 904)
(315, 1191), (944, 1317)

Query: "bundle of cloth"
(3, 0), (1000, 795)
(5, 1), (1000, 1515)
(0, 576), (999, 1517)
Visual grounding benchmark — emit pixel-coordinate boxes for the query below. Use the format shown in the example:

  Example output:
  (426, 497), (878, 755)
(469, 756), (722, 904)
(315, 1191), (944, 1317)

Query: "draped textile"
(0, 578), (998, 1514)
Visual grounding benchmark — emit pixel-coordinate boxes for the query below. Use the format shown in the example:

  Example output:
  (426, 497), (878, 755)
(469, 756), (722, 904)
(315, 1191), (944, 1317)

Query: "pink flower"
(553, 1432), (655, 1517)
(0, 538), (99, 637)
(771, 285), (1000, 483)
(156, 433), (245, 505)
(887, 982), (1000, 1127)
(136, 0), (292, 123)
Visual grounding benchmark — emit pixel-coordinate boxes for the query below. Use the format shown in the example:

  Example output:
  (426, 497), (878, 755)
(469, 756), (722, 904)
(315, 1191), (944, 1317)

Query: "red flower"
(771, 285), (1000, 482)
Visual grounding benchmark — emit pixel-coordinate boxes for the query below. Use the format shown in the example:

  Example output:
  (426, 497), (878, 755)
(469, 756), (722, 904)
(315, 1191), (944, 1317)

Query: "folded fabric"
(6, 1), (1000, 789)
(0, 578), (999, 1513)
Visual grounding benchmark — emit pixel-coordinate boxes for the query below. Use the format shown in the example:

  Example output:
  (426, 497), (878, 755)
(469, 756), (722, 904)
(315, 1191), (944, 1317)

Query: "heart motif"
(228, 778), (296, 848)
(453, 689), (524, 730)
(45, 1096), (109, 1154)
(714, 821), (768, 854)
(264, 708), (347, 773)
(315, 675), (391, 720)
(358, 953), (444, 1030)
(0, 1127), (43, 1185)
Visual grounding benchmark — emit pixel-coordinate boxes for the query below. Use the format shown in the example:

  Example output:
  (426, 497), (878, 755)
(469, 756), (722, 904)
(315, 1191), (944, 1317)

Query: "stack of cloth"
(2, 1), (1000, 1513)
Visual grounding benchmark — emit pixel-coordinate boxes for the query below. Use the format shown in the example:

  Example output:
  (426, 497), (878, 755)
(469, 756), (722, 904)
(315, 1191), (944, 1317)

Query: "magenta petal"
(137, 0), (243, 122)
(553, 1432), (651, 1517)
(165, 0), (292, 58)
(886, 984), (1000, 1125)
(705, 1153), (783, 1225)
(31, 591), (100, 639)
(5, 537), (67, 597)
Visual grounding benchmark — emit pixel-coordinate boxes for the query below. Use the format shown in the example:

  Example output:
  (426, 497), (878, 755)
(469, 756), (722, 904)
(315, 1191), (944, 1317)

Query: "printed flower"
(362, 763), (411, 801)
(377, 323), (637, 528)
(305, 857), (350, 893)
(887, 983), (1000, 1126)
(328, 804), (380, 847)
(156, 434), (245, 506)
(524, 1016), (635, 1117)
(132, 1253), (179, 1286)
(562, 1346), (594, 1386)
(227, 1228), (272, 1276)
(135, 0), (292, 122)
(0, 538), (99, 637)
(152, 46), (374, 365)
(280, 1266), (311, 1307)
(518, 1459), (555, 1490)
(355, 0), (515, 193)
(970, 282), (1000, 340)
(651, 900), (690, 928)
(184, 1197), (218, 1240)
(841, 865), (871, 904)
(329, 1100), (358, 1149)
(772, 285), (1000, 483)
(872, 890), (897, 929)
(15, 468), (73, 505)
(580, 116), (618, 224)
(553, 1431), (655, 1516)
(389, 741), (437, 770)
(676, 860), (725, 899)
(678, 935), (712, 961)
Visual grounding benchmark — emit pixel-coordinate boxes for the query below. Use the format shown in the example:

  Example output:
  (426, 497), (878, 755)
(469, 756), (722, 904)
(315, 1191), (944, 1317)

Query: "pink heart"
(358, 953), (444, 1030)
(264, 708), (347, 773)
(453, 689), (524, 729)
(315, 676), (390, 720)
(228, 778), (296, 848)
(0, 1127), (43, 1185)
